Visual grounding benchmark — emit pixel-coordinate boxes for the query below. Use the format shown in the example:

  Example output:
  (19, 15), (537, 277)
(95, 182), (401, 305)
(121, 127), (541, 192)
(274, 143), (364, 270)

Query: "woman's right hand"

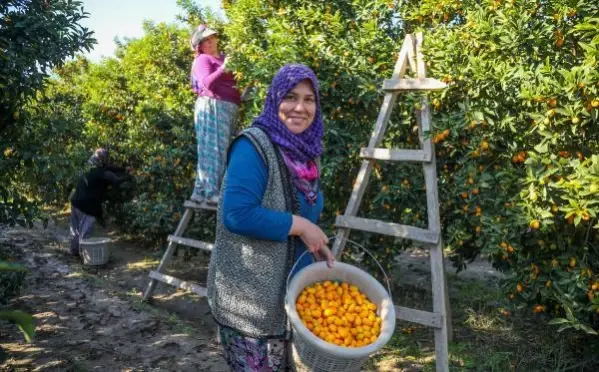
(290, 216), (328, 254)
(300, 222), (329, 254)
(289, 215), (329, 253)
(222, 56), (230, 72)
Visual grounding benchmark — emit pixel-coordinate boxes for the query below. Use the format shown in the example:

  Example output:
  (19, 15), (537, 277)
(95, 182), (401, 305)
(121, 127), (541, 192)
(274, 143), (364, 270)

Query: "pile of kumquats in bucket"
(296, 280), (382, 348)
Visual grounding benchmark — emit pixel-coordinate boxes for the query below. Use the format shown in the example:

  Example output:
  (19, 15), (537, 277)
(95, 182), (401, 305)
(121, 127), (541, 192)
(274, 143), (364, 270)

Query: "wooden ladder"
(143, 200), (216, 301)
(331, 32), (452, 371)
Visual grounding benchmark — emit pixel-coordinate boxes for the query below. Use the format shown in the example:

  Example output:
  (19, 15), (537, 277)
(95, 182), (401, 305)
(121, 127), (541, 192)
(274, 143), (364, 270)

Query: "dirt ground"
(1, 213), (500, 371)
(0, 217), (227, 372)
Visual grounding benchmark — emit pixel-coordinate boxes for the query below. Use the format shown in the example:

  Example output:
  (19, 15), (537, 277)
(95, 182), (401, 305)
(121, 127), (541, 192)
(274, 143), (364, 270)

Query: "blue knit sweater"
(221, 137), (324, 276)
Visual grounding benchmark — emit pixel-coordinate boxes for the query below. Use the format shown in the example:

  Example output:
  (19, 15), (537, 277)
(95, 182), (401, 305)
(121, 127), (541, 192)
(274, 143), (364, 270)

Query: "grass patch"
(367, 277), (599, 371)
(125, 257), (159, 271)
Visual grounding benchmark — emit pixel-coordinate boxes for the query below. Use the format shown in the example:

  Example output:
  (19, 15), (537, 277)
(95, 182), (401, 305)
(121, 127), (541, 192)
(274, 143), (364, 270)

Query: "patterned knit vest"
(207, 127), (301, 338)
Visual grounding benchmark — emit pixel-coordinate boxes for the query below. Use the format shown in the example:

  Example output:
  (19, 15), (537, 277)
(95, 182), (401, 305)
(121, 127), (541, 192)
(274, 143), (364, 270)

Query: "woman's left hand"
(313, 245), (335, 268)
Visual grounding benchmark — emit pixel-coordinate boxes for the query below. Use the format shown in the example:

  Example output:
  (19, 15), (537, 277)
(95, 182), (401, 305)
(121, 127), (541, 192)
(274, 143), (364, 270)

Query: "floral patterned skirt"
(218, 325), (289, 371)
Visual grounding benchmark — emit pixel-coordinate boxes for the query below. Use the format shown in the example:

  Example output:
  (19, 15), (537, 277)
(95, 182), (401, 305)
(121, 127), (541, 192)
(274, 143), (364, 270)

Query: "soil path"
(0, 218), (226, 372)
(1, 215), (500, 371)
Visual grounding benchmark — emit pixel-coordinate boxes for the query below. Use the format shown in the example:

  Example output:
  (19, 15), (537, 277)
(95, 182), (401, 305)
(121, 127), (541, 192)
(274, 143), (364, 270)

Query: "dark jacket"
(70, 166), (130, 217)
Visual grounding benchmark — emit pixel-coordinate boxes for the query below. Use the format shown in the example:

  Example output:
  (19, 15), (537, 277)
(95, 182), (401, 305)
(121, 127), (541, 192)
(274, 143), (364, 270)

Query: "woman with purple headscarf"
(206, 64), (334, 371)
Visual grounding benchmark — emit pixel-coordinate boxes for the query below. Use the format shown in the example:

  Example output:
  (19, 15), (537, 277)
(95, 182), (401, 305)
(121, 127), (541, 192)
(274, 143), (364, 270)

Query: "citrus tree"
(222, 0), (599, 333)
(398, 0), (599, 333)
(0, 0), (95, 226)
(20, 14), (227, 243)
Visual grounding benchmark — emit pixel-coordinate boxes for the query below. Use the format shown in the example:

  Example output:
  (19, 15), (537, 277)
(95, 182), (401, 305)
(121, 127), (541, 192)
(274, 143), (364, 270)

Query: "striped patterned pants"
(191, 96), (239, 202)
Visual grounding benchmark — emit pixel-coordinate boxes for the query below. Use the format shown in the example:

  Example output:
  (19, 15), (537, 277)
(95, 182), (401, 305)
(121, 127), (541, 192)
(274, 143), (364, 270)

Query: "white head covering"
(190, 24), (218, 51)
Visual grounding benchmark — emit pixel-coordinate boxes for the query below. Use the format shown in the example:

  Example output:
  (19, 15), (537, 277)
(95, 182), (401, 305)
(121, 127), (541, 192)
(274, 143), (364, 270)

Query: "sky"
(80, 0), (221, 61)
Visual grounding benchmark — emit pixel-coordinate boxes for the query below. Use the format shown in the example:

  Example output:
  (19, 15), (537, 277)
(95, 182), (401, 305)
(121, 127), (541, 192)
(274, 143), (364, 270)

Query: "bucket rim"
(80, 237), (112, 245)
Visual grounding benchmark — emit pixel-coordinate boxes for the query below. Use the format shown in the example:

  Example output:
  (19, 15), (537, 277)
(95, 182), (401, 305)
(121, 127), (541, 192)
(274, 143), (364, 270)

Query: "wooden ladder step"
(382, 78), (446, 91)
(148, 271), (207, 297)
(184, 200), (217, 211)
(360, 148), (431, 162)
(335, 216), (439, 244)
(167, 235), (213, 251)
(395, 306), (443, 328)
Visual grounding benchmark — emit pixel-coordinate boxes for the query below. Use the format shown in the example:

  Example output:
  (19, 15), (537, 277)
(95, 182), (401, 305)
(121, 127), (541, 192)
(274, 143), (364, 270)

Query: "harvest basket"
(80, 237), (111, 266)
(285, 241), (396, 372)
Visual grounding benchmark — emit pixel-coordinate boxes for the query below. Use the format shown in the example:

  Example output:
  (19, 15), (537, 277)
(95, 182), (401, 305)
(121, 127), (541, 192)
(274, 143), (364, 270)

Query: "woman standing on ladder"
(189, 25), (241, 205)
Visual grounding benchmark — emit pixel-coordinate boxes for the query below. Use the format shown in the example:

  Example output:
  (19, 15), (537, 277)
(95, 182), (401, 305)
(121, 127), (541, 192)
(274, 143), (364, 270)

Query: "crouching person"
(69, 148), (132, 256)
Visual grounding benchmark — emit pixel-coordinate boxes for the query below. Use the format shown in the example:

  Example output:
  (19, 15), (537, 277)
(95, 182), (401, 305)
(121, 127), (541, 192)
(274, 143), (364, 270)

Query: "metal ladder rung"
(395, 306), (443, 328)
(382, 77), (447, 91)
(360, 148), (431, 162)
(148, 271), (207, 297)
(167, 235), (213, 251)
(183, 200), (217, 211)
(335, 216), (439, 244)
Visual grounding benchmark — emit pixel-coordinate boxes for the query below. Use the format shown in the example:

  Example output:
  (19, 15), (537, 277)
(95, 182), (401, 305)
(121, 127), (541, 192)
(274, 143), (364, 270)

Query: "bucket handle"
(285, 236), (393, 303)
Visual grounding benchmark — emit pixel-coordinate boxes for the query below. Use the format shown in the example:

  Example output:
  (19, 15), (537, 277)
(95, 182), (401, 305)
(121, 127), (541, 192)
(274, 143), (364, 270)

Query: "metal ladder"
(331, 32), (452, 372)
(143, 200), (216, 301)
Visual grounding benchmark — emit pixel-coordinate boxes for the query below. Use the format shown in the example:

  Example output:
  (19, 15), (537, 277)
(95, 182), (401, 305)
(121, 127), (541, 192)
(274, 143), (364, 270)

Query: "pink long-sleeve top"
(191, 53), (241, 105)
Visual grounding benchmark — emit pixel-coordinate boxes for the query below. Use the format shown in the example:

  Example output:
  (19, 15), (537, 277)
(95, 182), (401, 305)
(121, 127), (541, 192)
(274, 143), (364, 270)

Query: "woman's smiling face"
(278, 79), (316, 135)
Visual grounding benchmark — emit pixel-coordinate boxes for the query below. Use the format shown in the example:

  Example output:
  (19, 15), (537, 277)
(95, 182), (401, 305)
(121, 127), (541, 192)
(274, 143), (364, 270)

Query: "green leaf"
(0, 311), (35, 343)
(557, 324), (571, 333)
(534, 142), (548, 154)
(0, 261), (28, 272)
(548, 317), (570, 325)
(578, 324), (598, 335)
(473, 111), (485, 121)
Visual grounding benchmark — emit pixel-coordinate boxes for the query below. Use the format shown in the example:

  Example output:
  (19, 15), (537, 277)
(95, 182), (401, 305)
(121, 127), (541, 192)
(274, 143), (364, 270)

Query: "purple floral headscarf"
(252, 64), (323, 163)
(252, 64), (323, 204)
